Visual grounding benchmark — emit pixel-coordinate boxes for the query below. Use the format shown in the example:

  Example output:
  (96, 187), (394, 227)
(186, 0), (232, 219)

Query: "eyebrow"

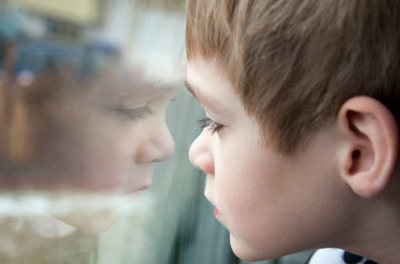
(184, 80), (231, 115)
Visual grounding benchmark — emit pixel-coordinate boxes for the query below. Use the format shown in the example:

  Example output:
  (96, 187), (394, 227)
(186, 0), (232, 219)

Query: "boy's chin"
(230, 234), (264, 262)
(229, 233), (286, 262)
(54, 210), (118, 234)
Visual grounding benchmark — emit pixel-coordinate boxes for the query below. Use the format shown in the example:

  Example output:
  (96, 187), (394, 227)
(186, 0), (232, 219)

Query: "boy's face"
(55, 82), (176, 232)
(187, 57), (353, 261)
(54, 81), (176, 194)
(9, 76), (177, 232)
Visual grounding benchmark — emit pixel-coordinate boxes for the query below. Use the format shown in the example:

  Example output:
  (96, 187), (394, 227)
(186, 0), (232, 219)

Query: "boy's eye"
(197, 117), (224, 133)
(117, 106), (155, 121)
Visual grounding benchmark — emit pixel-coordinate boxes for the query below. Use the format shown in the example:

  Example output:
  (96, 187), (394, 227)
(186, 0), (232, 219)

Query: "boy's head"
(187, 0), (400, 262)
(2, 68), (176, 233)
(186, 0), (400, 153)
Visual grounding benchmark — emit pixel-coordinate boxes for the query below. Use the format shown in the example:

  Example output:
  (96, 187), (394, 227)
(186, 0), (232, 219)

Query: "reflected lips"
(120, 185), (150, 203)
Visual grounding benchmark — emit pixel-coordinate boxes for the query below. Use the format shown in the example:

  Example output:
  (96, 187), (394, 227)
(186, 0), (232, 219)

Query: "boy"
(185, 0), (400, 263)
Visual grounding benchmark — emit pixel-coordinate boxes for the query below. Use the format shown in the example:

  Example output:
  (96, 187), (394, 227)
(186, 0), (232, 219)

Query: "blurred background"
(0, 0), (311, 263)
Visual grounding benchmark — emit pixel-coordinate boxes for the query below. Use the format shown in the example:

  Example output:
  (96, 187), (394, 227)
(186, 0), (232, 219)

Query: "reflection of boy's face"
(22, 76), (176, 232)
(55, 81), (176, 194)
(187, 57), (353, 261)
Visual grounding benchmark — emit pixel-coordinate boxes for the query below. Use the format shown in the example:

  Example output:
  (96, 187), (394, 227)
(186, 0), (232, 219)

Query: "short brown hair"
(186, 0), (400, 153)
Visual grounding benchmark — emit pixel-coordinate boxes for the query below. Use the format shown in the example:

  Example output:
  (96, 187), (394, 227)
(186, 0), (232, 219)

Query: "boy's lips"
(214, 208), (221, 218)
(135, 184), (151, 191)
(120, 184), (150, 194)
(205, 194), (221, 219)
(118, 184), (150, 203)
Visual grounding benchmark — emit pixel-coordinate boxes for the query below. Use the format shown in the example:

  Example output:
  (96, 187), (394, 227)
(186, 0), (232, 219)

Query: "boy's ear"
(337, 96), (399, 198)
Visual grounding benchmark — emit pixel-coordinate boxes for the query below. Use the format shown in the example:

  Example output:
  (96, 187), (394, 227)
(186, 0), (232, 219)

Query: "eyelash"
(117, 106), (155, 121)
(197, 117), (224, 133)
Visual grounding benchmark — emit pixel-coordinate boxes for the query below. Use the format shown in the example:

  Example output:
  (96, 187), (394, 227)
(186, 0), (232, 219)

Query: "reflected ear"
(337, 96), (399, 198)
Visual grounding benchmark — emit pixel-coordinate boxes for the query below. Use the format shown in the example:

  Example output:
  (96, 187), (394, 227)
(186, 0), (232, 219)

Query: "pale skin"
(187, 55), (400, 263)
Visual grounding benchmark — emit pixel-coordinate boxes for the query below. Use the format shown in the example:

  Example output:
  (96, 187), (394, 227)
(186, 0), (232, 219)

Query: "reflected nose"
(189, 132), (214, 175)
(137, 120), (175, 163)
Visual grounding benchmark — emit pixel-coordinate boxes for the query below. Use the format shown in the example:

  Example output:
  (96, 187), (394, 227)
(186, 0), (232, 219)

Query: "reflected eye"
(197, 117), (223, 133)
(117, 106), (155, 121)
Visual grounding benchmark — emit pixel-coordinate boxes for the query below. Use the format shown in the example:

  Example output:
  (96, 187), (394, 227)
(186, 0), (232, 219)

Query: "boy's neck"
(341, 182), (400, 264)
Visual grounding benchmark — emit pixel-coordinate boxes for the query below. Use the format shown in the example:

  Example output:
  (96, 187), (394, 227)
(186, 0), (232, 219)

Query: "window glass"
(0, 1), (312, 263)
(0, 0), (189, 263)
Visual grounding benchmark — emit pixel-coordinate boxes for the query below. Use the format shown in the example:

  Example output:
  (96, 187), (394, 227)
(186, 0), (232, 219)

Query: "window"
(0, 1), (311, 263)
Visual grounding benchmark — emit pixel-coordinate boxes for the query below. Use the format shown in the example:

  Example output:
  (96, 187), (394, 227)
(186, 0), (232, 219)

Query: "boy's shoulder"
(306, 248), (377, 264)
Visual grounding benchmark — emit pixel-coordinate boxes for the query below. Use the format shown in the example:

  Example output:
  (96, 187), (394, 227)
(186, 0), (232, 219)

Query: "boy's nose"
(189, 132), (214, 175)
(137, 121), (175, 163)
